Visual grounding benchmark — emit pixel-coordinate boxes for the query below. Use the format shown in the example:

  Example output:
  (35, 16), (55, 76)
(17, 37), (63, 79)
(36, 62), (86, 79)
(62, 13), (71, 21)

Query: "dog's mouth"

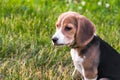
(52, 39), (74, 47)
(52, 42), (72, 47)
(53, 43), (65, 46)
(54, 44), (64, 46)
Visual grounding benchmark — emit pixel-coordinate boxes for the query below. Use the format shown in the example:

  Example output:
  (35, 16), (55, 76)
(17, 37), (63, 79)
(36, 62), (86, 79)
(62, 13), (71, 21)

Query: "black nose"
(52, 37), (58, 43)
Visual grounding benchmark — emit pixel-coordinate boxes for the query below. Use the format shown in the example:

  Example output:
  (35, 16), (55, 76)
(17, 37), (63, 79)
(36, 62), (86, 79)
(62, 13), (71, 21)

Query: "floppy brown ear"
(76, 16), (95, 47)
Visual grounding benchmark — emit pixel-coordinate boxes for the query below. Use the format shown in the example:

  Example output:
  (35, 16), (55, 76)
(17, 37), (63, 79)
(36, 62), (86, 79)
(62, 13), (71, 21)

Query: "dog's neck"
(71, 36), (100, 57)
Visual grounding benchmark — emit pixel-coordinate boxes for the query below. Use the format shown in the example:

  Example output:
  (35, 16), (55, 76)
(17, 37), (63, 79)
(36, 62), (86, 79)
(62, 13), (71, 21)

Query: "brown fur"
(81, 43), (100, 79)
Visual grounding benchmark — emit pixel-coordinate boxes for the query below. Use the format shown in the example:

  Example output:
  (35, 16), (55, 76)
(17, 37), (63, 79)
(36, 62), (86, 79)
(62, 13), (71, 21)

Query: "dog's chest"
(70, 49), (84, 73)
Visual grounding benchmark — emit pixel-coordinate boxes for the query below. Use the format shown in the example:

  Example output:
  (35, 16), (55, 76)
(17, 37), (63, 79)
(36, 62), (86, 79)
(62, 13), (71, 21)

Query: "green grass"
(0, 0), (120, 80)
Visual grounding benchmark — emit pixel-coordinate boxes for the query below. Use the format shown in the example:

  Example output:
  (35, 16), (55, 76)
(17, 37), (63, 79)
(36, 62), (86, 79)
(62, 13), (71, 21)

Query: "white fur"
(94, 33), (97, 36)
(85, 77), (97, 80)
(52, 27), (65, 44)
(71, 49), (84, 79)
(71, 49), (97, 80)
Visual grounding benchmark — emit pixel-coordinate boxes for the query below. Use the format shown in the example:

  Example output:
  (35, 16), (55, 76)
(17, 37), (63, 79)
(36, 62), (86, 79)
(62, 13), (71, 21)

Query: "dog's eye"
(65, 26), (72, 31)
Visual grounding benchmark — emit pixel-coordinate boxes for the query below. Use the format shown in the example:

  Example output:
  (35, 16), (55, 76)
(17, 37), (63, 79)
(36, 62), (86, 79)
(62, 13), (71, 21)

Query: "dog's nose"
(52, 37), (58, 43)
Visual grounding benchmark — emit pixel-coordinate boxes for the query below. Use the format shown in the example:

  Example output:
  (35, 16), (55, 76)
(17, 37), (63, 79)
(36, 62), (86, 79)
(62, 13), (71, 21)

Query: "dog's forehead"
(56, 12), (78, 26)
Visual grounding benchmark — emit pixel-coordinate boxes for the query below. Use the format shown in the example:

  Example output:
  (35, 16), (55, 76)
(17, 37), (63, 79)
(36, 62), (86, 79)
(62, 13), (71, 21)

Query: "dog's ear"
(76, 16), (95, 47)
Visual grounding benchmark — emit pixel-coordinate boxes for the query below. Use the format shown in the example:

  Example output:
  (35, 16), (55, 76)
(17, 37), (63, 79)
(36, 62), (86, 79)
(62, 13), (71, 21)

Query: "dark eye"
(65, 26), (72, 31)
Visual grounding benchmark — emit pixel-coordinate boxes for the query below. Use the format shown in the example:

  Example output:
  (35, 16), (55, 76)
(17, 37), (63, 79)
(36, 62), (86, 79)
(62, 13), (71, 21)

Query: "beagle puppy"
(52, 11), (120, 80)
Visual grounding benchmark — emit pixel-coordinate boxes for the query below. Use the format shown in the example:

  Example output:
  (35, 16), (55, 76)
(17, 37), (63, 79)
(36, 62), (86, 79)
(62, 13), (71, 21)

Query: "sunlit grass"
(0, 0), (120, 80)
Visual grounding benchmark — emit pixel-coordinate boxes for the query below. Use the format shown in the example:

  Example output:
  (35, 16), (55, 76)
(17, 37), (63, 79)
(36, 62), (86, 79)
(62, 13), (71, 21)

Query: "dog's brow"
(60, 15), (73, 27)
(61, 16), (66, 27)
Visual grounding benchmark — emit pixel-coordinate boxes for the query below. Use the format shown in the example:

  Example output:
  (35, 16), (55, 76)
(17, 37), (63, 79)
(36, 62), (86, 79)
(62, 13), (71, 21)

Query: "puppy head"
(52, 12), (95, 47)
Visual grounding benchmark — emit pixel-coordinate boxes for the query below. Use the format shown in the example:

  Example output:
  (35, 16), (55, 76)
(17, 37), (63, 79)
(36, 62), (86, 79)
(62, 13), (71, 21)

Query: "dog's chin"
(54, 44), (64, 46)
(55, 44), (73, 48)
(53, 43), (71, 47)
(52, 42), (64, 46)
(52, 41), (73, 47)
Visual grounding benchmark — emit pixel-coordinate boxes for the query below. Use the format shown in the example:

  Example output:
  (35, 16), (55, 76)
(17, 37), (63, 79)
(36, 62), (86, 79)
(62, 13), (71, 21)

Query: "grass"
(0, 0), (120, 80)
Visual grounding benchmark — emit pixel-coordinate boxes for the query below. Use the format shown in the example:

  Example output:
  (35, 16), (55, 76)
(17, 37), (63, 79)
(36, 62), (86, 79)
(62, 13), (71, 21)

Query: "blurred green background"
(0, 0), (120, 80)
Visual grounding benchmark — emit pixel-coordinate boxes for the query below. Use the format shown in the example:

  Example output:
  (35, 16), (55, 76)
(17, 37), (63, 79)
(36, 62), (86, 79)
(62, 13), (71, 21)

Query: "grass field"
(0, 0), (120, 80)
